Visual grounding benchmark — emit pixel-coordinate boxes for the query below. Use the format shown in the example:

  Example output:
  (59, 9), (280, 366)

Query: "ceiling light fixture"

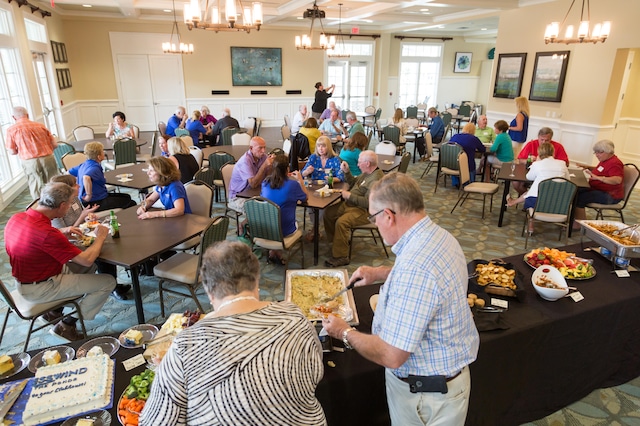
(544, 0), (610, 44)
(184, 0), (263, 33)
(327, 3), (350, 58)
(163, 0), (194, 54)
(295, 1), (335, 51)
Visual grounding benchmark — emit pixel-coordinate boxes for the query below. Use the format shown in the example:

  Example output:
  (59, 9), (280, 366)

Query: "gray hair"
(593, 139), (615, 154)
(538, 127), (554, 138)
(13, 106), (28, 119)
(346, 111), (357, 121)
(359, 150), (378, 167)
(369, 172), (424, 216)
(175, 106), (186, 115)
(222, 108), (231, 117)
(38, 182), (74, 209)
(200, 241), (260, 299)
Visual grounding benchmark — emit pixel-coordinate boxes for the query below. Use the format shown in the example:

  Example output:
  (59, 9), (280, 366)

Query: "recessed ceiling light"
(481, 28), (487, 31)
(82, 4), (92, 7)
(420, 8), (429, 12)
(163, 9), (171, 12)
(297, 16), (304, 20)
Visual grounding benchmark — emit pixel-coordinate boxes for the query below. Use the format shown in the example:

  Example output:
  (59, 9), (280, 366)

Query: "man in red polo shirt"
(513, 127), (570, 195)
(4, 182), (115, 341)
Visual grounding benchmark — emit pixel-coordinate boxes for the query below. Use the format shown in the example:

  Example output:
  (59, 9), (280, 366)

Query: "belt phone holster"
(407, 375), (448, 394)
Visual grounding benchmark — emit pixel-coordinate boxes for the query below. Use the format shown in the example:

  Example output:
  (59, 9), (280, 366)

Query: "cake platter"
(118, 324), (158, 349)
(0, 352), (30, 379)
(77, 336), (120, 358)
(61, 409), (112, 426)
(28, 346), (75, 373)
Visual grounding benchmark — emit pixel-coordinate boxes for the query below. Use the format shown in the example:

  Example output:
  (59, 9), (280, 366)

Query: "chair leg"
(348, 229), (355, 260)
(188, 286), (204, 313)
(73, 301), (87, 339)
(158, 279), (166, 317)
(25, 319), (37, 352)
(451, 193), (466, 214)
(0, 310), (10, 350)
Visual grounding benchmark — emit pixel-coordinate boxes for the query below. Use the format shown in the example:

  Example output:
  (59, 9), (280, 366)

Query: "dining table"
(103, 163), (155, 192)
(201, 141), (282, 162)
(68, 135), (149, 152)
(403, 127), (428, 163)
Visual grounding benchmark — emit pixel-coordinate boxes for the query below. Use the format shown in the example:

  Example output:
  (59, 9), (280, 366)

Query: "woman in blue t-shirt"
(261, 154), (308, 264)
(185, 110), (212, 147)
(137, 156), (192, 219)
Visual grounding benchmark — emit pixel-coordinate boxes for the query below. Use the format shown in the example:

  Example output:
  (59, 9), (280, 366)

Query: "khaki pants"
(323, 202), (369, 258)
(21, 155), (58, 200)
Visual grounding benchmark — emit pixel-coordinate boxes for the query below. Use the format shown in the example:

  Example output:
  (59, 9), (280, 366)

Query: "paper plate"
(61, 410), (112, 426)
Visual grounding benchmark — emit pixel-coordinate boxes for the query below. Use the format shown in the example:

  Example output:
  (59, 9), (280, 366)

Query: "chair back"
(208, 152), (235, 180)
(73, 125), (94, 141)
(61, 152), (86, 171)
(406, 105), (418, 119)
(255, 118), (262, 136)
(113, 138), (137, 167)
(174, 128), (190, 137)
(282, 139), (292, 155)
(458, 104), (472, 118)
(425, 132), (434, 157)
(441, 112), (452, 127)
(130, 124), (140, 138)
(375, 141), (397, 156)
(443, 124), (452, 141)
(375, 108), (382, 120)
(220, 162), (235, 202)
(446, 107), (459, 116)
(533, 178), (578, 216)
(341, 109), (350, 121)
(398, 152), (411, 173)
(382, 125), (400, 145)
(620, 163), (640, 208)
(149, 132), (158, 156)
(440, 143), (463, 171)
(405, 118), (420, 128)
(193, 168), (216, 188)
(283, 114), (292, 128)
(245, 197), (284, 243)
(0, 280), (23, 320)
(458, 151), (471, 186)
(185, 180), (213, 217)
(158, 121), (167, 136)
(243, 117), (256, 136)
(231, 132), (252, 145)
(220, 127), (238, 146)
(196, 216), (230, 278)
(281, 124), (291, 141)
(365, 105), (376, 115)
(54, 142), (75, 170)
(189, 146), (203, 167)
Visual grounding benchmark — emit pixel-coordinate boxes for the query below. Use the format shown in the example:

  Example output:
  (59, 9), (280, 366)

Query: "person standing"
(322, 172), (479, 426)
(5, 106), (58, 199)
(311, 82), (335, 119)
(508, 96), (530, 157)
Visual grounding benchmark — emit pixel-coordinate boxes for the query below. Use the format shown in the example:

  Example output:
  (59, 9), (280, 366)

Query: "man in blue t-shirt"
(165, 106), (186, 138)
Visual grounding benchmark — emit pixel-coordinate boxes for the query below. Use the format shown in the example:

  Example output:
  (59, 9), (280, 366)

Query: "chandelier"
(184, 0), (263, 33)
(295, 2), (335, 51)
(327, 3), (350, 58)
(544, 0), (610, 44)
(163, 0), (194, 54)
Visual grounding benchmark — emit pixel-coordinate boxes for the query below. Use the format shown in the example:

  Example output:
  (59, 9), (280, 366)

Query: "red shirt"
(5, 209), (81, 283)
(518, 140), (569, 165)
(590, 155), (624, 200)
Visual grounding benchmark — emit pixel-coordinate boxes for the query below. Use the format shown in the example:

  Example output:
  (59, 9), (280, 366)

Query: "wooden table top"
(69, 136), (148, 152)
(103, 163), (154, 191)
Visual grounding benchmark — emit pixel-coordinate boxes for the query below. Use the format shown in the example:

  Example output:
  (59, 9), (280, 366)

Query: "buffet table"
(3, 243), (640, 425)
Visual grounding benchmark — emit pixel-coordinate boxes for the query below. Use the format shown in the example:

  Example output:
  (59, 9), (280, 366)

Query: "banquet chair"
(397, 152), (411, 174)
(155, 216), (229, 317)
(281, 124), (291, 142)
(254, 118), (262, 136)
(441, 111), (453, 131)
(450, 152), (499, 219)
(103, 138), (137, 171)
(171, 180), (214, 252)
(220, 127), (238, 146)
(208, 152), (234, 202)
(231, 132), (252, 146)
(244, 197), (304, 272)
(457, 104), (472, 132)
(189, 145), (203, 168)
(586, 163), (640, 222)
(417, 103), (427, 124)
(434, 142), (462, 193)
(158, 121), (167, 137)
(54, 142), (75, 171)
(136, 132), (157, 163)
(406, 105), (418, 119)
(283, 114), (292, 129)
(363, 105), (377, 132)
(0, 279), (87, 352)
(72, 125), (94, 142)
(348, 223), (389, 261)
(221, 162), (243, 235)
(61, 151), (86, 171)
(130, 124), (140, 138)
(420, 133), (439, 178)
(382, 125), (403, 154)
(243, 117), (256, 136)
(174, 128), (190, 138)
(375, 141), (397, 156)
(523, 177), (577, 249)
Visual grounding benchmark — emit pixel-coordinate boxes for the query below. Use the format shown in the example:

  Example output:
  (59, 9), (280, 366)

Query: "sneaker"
(324, 256), (350, 267)
(50, 321), (85, 342)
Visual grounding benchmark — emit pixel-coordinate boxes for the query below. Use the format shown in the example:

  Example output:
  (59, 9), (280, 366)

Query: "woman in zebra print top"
(140, 241), (326, 426)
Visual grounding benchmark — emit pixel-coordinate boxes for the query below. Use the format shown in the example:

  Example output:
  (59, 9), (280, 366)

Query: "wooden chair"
(0, 279), (87, 352)
(586, 163), (640, 222)
(61, 151), (86, 171)
(73, 125), (94, 141)
(53, 142), (75, 171)
(450, 151), (499, 219)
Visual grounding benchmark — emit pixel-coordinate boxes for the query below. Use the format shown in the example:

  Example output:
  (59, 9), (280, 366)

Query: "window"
(398, 42), (442, 109)
(24, 18), (46, 43)
(326, 41), (374, 112)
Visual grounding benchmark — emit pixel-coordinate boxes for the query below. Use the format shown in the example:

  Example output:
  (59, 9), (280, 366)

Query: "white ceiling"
(34, 0), (557, 41)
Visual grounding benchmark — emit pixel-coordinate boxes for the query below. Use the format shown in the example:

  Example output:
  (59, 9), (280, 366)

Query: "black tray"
(468, 259), (526, 302)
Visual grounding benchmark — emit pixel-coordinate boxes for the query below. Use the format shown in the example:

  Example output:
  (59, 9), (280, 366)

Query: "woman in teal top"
(339, 132), (368, 176)
(489, 120), (514, 163)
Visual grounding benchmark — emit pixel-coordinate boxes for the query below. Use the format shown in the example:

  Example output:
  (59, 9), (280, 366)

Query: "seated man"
(324, 150), (384, 267)
(4, 182), (116, 341)
(165, 106), (187, 138)
(291, 104), (308, 133)
(228, 136), (274, 213)
(342, 111), (366, 145)
(475, 115), (496, 145)
(513, 127), (570, 195)
(319, 101), (341, 123)
(211, 108), (240, 145)
(418, 107), (445, 160)
(319, 109), (344, 138)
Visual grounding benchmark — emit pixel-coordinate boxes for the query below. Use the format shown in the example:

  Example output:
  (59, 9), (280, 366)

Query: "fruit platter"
(524, 247), (596, 280)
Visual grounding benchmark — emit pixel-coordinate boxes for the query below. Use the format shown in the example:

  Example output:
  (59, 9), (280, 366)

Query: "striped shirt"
(5, 117), (56, 160)
(372, 216), (479, 378)
(140, 302), (326, 426)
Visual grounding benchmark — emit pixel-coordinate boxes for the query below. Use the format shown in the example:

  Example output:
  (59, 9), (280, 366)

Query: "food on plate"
(124, 329), (143, 346)
(588, 223), (639, 246)
(474, 262), (517, 289)
(161, 310), (205, 334)
(87, 346), (104, 357)
(525, 247), (595, 279)
(0, 354), (14, 374)
(119, 369), (155, 426)
(22, 354), (114, 426)
(309, 300), (341, 318)
(475, 299), (486, 308)
(534, 274), (564, 289)
(290, 274), (344, 319)
(80, 235), (94, 247)
(467, 293), (485, 308)
(43, 349), (61, 365)
(76, 419), (94, 426)
(467, 298), (474, 308)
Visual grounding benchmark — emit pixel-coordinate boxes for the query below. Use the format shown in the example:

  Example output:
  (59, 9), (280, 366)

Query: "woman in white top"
(105, 111), (134, 139)
(388, 108), (407, 143)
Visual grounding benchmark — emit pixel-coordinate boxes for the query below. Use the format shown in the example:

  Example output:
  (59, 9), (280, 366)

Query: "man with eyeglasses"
(322, 172), (479, 425)
(323, 150), (384, 267)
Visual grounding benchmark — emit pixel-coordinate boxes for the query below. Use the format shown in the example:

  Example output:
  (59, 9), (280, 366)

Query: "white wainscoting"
(60, 100), (119, 140)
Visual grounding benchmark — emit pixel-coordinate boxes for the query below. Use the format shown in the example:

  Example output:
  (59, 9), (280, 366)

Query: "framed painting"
(493, 53), (527, 99)
(454, 52), (472, 73)
(56, 68), (72, 90)
(230, 47), (282, 86)
(50, 41), (68, 63)
(529, 51), (570, 102)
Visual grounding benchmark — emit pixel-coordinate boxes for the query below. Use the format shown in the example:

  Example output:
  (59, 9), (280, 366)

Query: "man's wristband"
(342, 327), (356, 350)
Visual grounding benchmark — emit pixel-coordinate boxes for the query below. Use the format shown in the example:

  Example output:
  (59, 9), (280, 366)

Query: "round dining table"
(68, 136), (148, 152)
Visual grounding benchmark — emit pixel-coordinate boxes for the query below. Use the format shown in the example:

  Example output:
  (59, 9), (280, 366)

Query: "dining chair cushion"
(154, 252), (199, 283)
(529, 210), (568, 223)
(254, 228), (303, 251)
(11, 290), (80, 317)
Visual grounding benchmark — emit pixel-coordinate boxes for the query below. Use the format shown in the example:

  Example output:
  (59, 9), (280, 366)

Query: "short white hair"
(13, 106), (28, 118)
(222, 108), (231, 117)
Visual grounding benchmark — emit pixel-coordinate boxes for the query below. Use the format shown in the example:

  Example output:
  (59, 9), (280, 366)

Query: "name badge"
(71, 203), (80, 211)
(597, 166), (604, 172)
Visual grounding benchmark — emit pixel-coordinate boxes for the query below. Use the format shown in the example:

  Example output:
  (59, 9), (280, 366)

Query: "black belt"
(18, 279), (49, 285)
(397, 371), (462, 394)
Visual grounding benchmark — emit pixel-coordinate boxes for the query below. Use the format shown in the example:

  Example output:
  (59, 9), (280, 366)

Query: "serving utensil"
(322, 279), (360, 303)
(612, 223), (639, 236)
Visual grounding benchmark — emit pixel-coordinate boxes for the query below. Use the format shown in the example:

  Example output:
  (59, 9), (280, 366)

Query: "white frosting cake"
(22, 353), (114, 426)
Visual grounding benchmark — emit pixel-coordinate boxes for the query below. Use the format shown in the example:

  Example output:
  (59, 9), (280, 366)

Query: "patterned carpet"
(0, 141), (639, 425)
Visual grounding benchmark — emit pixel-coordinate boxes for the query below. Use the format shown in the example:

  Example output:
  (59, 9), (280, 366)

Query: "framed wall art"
(230, 47), (282, 86)
(493, 53), (527, 99)
(529, 51), (570, 102)
(56, 68), (72, 90)
(454, 52), (472, 73)
(50, 41), (68, 63)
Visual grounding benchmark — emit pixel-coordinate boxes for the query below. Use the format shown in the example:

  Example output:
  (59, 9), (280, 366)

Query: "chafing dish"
(578, 220), (640, 258)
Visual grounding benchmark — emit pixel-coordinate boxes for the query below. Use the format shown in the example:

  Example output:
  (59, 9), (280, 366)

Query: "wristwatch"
(342, 327), (356, 350)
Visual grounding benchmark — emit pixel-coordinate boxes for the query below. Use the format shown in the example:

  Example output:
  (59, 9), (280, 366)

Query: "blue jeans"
(451, 172), (475, 187)
(577, 188), (620, 207)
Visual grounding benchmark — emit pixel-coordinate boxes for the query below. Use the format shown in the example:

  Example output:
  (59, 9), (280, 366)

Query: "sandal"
(506, 195), (517, 208)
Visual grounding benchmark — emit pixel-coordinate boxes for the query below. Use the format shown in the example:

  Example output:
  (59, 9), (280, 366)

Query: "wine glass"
(509, 162), (516, 177)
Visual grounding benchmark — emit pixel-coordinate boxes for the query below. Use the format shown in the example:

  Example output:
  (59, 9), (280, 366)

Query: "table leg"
(498, 180), (511, 227)
(130, 265), (145, 324)
(313, 208), (320, 265)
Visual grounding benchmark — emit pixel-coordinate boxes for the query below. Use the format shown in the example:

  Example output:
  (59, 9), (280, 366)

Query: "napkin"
(316, 185), (331, 197)
(118, 178), (133, 182)
(473, 310), (510, 331)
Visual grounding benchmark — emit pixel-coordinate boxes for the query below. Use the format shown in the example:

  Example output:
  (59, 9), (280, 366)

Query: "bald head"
(358, 150), (378, 174)
(223, 108), (231, 117)
(12, 106), (28, 119)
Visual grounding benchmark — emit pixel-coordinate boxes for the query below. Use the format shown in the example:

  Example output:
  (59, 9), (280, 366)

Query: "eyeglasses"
(368, 208), (396, 224)
(593, 150), (604, 154)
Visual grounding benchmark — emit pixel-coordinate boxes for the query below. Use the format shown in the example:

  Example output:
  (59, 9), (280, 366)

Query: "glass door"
(31, 52), (59, 137)
(328, 60), (371, 112)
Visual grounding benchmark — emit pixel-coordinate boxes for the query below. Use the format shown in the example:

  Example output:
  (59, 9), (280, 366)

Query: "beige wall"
(621, 48), (640, 118)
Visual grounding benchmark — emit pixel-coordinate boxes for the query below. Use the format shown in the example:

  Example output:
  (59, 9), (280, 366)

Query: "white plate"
(383, 160), (393, 165)
(115, 173), (133, 179)
(61, 409), (112, 426)
(77, 336), (120, 358)
(0, 352), (30, 379)
(118, 324), (158, 349)
(369, 294), (379, 312)
(29, 346), (75, 373)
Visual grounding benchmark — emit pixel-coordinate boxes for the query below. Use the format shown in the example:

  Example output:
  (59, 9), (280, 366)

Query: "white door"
(149, 55), (186, 126)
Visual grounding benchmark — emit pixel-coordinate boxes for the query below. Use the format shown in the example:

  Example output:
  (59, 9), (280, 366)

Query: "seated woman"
(68, 142), (136, 212)
(261, 154), (308, 264)
(301, 136), (345, 183)
(299, 117), (321, 153)
(140, 240), (325, 425)
(167, 137), (200, 183)
(574, 139), (625, 223)
(339, 132), (368, 177)
(479, 120), (514, 181)
(186, 110), (212, 147)
(505, 142), (570, 233)
(137, 156), (192, 220)
(388, 108), (407, 144)
(199, 105), (217, 127)
(450, 123), (486, 186)
(105, 111), (134, 139)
